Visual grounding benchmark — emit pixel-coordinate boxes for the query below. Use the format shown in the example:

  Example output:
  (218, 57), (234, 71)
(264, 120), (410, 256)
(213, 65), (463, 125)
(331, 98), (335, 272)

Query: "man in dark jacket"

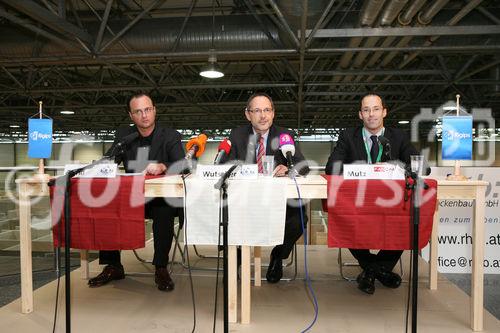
(325, 92), (419, 295)
(88, 92), (185, 292)
(225, 92), (309, 283)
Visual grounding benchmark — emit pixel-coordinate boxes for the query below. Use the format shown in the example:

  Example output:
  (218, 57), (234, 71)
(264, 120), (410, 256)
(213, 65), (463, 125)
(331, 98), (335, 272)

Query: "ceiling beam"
(306, 25), (500, 38)
(2, 0), (93, 43)
(0, 7), (83, 50)
(309, 69), (444, 76)
(93, 0), (113, 53)
(99, 0), (166, 52)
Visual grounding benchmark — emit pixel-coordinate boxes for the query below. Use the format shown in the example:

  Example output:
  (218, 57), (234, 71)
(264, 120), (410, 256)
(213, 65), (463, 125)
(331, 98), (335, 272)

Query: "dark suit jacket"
(225, 124), (309, 175)
(325, 126), (418, 175)
(106, 124), (185, 174)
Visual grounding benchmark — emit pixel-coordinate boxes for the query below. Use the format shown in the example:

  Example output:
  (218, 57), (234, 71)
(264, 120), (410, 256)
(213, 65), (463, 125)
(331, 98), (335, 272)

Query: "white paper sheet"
(184, 177), (221, 245)
(227, 177), (287, 245)
(184, 176), (287, 246)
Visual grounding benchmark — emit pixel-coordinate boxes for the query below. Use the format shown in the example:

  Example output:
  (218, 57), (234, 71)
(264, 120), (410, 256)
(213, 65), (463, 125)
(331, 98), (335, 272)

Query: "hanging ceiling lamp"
(199, 0), (224, 79)
(200, 50), (224, 78)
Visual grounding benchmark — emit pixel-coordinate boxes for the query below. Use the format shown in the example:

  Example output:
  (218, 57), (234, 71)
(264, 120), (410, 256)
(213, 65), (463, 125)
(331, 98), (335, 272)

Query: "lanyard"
(363, 138), (384, 164)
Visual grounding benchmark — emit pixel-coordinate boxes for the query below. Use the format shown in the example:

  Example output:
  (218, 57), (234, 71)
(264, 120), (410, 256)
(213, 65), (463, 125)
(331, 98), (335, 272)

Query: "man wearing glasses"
(325, 92), (419, 295)
(224, 92), (309, 283)
(87, 92), (185, 292)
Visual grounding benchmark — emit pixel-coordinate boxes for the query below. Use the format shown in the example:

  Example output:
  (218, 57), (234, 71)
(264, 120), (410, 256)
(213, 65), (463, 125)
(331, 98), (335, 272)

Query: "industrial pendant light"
(200, 50), (224, 78)
(199, 0), (224, 79)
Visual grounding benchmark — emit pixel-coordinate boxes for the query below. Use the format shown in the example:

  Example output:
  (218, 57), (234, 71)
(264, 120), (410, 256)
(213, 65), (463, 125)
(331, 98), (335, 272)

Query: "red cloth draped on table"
(50, 176), (145, 250)
(322, 175), (438, 250)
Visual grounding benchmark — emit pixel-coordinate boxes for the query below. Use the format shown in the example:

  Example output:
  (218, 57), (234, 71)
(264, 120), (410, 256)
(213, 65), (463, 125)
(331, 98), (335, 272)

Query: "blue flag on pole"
(442, 115), (473, 160)
(28, 118), (53, 158)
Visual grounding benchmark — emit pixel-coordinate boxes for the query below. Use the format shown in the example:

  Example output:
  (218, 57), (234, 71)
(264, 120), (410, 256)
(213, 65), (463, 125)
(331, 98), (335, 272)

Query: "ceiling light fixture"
(199, 0), (224, 79)
(60, 110), (74, 114)
(200, 50), (224, 78)
(398, 120), (410, 124)
(9, 125), (20, 128)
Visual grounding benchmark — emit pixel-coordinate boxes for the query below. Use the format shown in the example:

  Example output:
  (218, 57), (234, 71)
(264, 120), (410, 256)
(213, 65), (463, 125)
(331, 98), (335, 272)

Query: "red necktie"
(256, 136), (265, 173)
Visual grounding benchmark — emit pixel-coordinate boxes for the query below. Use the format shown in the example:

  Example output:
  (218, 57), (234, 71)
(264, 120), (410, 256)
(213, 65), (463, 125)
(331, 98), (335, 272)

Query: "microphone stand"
(285, 154), (298, 179)
(48, 152), (121, 333)
(214, 163), (241, 333)
(405, 170), (429, 333)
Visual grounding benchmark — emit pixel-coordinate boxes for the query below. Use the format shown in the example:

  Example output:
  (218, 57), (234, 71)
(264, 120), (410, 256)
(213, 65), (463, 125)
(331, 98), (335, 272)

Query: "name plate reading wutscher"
(63, 163), (118, 178)
(343, 163), (405, 180)
(196, 164), (258, 180)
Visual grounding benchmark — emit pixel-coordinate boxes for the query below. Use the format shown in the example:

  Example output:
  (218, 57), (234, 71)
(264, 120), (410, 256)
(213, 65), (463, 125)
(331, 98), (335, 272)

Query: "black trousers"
(349, 249), (403, 272)
(271, 199), (308, 260)
(98, 198), (178, 267)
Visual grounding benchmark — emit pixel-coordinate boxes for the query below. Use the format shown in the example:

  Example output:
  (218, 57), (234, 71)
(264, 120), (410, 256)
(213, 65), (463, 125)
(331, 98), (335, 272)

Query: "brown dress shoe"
(88, 265), (125, 288)
(155, 267), (175, 292)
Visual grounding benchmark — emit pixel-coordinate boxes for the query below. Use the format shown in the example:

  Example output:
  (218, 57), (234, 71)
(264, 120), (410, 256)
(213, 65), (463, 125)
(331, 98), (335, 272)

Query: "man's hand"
(144, 163), (167, 175)
(272, 164), (288, 177)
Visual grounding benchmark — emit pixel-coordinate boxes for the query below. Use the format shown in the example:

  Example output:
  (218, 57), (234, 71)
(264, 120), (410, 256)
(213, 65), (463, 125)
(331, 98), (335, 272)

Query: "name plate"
(63, 163), (118, 178)
(196, 164), (258, 180)
(343, 163), (405, 180)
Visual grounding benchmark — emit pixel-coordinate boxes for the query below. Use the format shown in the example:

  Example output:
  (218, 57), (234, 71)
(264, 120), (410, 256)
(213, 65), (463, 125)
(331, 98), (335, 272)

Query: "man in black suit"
(225, 92), (309, 283)
(325, 92), (419, 294)
(88, 92), (185, 292)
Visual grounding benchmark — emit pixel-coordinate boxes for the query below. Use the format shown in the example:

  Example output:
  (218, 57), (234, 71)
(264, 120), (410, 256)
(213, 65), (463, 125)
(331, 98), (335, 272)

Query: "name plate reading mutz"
(196, 164), (258, 180)
(343, 163), (405, 180)
(63, 163), (118, 178)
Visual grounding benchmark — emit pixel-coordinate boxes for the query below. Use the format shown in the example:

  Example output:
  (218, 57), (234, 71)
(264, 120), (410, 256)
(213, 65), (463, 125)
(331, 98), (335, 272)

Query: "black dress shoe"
(88, 265), (125, 288)
(356, 269), (376, 294)
(376, 268), (402, 288)
(266, 254), (283, 283)
(155, 267), (175, 292)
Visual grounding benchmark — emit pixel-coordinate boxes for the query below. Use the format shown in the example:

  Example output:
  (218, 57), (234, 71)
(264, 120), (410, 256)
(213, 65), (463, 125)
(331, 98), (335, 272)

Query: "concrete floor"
(0, 246), (499, 333)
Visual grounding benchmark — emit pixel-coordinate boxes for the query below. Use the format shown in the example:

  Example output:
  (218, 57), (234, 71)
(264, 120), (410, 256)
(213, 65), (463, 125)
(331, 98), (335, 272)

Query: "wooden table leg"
(241, 245), (251, 324)
(81, 250), (89, 279)
(471, 186), (485, 331)
(254, 246), (261, 287)
(18, 183), (33, 314)
(228, 245), (237, 323)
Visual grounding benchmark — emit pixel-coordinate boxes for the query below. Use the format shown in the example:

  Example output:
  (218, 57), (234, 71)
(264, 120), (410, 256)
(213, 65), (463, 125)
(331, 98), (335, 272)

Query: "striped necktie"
(256, 136), (265, 173)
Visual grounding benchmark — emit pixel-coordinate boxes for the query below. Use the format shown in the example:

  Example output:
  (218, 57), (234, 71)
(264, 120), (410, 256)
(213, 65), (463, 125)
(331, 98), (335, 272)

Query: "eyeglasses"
(130, 106), (154, 116)
(246, 108), (273, 114)
(360, 107), (383, 114)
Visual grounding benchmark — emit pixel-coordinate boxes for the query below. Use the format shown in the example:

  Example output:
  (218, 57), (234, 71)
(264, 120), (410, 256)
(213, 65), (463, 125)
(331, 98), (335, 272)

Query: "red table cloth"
(322, 175), (438, 250)
(50, 175), (145, 250)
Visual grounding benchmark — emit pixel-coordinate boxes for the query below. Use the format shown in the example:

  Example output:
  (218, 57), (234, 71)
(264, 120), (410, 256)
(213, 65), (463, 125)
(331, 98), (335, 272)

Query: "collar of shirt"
(138, 126), (156, 147)
(362, 127), (384, 150)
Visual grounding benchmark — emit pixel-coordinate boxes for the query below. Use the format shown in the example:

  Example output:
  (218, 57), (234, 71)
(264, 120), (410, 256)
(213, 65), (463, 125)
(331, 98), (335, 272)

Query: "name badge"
(63, 163), (118, 178)
(343, 163), (405, 180)
(196, 164), (258, 180)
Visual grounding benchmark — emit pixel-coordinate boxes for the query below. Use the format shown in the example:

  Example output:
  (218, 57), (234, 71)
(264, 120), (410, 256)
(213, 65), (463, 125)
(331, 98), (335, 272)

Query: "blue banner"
(28, 118), (53, 158)
(442, 116), (473, 160)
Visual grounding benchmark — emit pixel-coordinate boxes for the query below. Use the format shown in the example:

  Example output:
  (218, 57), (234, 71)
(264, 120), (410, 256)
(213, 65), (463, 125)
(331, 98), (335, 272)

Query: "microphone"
(106, 132), (139, 157)
(214, 139), (231, 165)
(278, 133), (296, 173)
(378, 136), (391, 162)
(245, 133), (260, 163)
(185, 133), (208, 160)
(214, 162), (241, 190)
(120, 132), (139, 146)
(404, 161), (431, 177)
